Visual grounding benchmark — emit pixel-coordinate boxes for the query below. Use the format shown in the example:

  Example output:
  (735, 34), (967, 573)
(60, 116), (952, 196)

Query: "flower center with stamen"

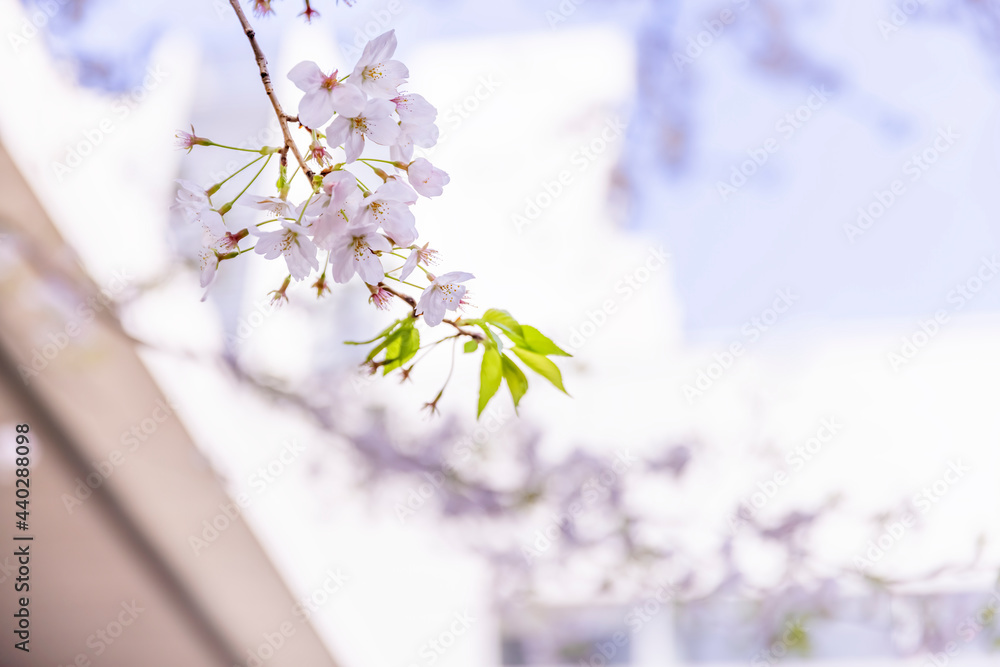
(351, 237), (370, 261)
(368, 201), (385, 223)
(321, 73), (339, 91)
(439, 284), (459, 304)
(218, 233), (239, 251)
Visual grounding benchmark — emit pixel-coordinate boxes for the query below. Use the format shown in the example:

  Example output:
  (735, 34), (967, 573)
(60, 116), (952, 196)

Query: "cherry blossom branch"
(228, 0), (314, 181)
(175, 11), (568, 418)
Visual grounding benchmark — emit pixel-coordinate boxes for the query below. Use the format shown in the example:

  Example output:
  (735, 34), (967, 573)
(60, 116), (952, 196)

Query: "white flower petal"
(364, 116), (401, 145)
(438, 271), (474, 284)
(329, 244), (356, 284)
(324, 116), (352, 149)
(299, 90), (337, 129)
(356, 253), (385, 285)
(366, 232), (393, 252)
(393, 93), (436, 124)
(344, 130), (365, 163)
(423, 294), (447, 326)
(329, 83), (367, 118)
(360, 60), (409, 98)
(288, 61), (325, 92)
(399, 251), (419, 280)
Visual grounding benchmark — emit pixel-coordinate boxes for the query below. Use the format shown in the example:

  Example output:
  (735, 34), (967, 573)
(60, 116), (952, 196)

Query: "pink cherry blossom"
(407, 158), (450, 197)
(252, 222), (320, 281)
(351, 30), (409, 99)
(198, 248), (222, 289)
(312, 190), (362, 250)
(391, 93), (436, 124)
(400, 242), (438, 280)
(243, 195), (298, 219)
(174, 127), (208, 152)
(320, 170), (361, 207)
(416, 271), (474, 326)
(325, 98), (400, 163)
(308, 136), (331, 165)
(173, 180), (230, 238)
(390, 121), (439, 162)
(287, 61), (366, 128)
(368, 285), (393, 310)
(312, 206), (351, 250)
(173, 179), (209, 222)
(205, 226), (245, 254)
(197, 241), (240, 302)
(357, 179), (418, 246)
(307, 169), (361, 233)
(329, 224), (391, 285)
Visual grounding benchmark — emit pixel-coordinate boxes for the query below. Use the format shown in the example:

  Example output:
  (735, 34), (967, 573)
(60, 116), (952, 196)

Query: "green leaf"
(383, 326), (419, 374)
(478, 346), (502, 417)
(501, 354), (528, 410)
(477, 323), (504, 352)
(482, 309), (523, 339)
(379, 332), (403, 370)
(400, 327), (420, 365)
(512, 347), (569, 394)
(365, 328), (402, 362)
(464, 340), (479, 354)
(521, 325), (571, 357)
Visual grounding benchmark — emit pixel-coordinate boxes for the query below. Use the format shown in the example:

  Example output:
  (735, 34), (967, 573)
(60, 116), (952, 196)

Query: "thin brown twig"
(228, 0), (314, 181)
(380, 283), (418, 315)
(378, 286), (480, 340)
(444, 318), (483, 340)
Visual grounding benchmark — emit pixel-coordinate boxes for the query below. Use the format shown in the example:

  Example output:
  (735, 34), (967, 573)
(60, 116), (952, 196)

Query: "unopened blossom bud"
(276, 164), (290, 199)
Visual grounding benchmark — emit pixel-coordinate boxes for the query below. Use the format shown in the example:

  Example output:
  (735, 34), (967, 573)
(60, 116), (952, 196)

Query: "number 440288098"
(14, 424), (29, 529)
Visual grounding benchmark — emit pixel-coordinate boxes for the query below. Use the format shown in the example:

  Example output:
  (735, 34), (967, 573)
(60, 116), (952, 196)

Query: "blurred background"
(1, 0), (1000, 665)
